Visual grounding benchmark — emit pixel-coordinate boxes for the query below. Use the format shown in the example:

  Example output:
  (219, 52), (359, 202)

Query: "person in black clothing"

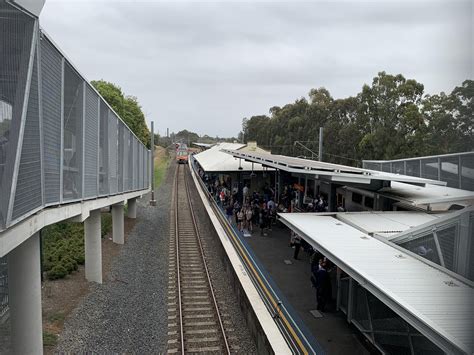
(314, 262), (331, 311)
(293, 234), (301, 260)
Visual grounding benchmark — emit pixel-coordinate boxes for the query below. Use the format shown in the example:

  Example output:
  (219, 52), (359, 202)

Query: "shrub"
(47, 264), (68, 280)
(43, 331), (58, 347)
(42, 212), (113, 280)
(101, 213), (112, 237)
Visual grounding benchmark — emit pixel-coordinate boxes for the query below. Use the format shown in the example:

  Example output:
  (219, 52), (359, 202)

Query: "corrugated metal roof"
(278, 213), (474, 355)
(192, 142), (214, 148)
(194, 143), (270, 172)
(224, 150), (447, 187)
(336, 211), (442, 239)
(378, 181), (474, 206)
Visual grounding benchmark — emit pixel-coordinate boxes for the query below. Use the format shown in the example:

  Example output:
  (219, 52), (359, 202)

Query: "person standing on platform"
(245, 207), (253, 233)
(226, 204), (234, 224)
(315, 262), (330, 311)
(292, 232), (302, 260)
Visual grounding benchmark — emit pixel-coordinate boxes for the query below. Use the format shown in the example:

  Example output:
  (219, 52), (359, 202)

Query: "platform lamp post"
(150, 121), (157, 206)
(318, 127), (324, 162)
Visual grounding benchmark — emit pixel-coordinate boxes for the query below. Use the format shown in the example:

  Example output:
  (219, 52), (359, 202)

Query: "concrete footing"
(127, 198), (137, 219)
(84, 209), (102, 283)
(7, 233), (43, 354)
(112, 203), (124, 244)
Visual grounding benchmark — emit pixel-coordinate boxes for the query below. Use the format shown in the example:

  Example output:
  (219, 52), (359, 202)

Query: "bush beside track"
(42, 214), (112, 280)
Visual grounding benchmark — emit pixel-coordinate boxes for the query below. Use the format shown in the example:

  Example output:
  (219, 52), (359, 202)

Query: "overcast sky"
(40, 0), (473, 137)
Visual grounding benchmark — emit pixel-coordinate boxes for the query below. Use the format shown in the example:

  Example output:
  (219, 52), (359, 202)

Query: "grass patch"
(47, 312), (65, 323)
(42, 214), (112, 280)
(43, 331), (58, 347)
(154, 149), (170, 189)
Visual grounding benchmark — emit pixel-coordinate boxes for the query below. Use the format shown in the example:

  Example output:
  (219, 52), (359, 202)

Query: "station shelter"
(192, 142), (275, 200)
(221, 149), (474, 355)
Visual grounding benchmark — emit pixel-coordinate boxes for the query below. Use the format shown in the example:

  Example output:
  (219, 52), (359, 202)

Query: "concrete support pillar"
(127, 198), (137, 219)
(8, 233), (43, 354)
(112, 203), (124, 244)
(84, 209), (102, 283)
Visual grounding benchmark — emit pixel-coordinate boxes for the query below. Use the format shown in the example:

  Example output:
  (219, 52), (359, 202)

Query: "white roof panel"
(194, 143), (269, 172)
(278, 213), (474, 354)
(192, 142), (214, 148)
(336, 211), (442, 238)
(378, 181), (474, 206)
(224, 150), (446, 186)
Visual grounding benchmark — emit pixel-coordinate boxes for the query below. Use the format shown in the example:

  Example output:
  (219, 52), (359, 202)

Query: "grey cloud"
(41, 0), (472, 137)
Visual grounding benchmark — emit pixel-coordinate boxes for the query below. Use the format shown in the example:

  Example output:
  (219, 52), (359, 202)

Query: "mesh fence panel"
(98, 101), (108, 195)
(421, 158), (439, 181)
(127, 131), (133, 191)
(83, 85), (98, 198)
(399, 233), (440, 265)
(363, 162), (381, 171)
(122, 128), (129, 191)
(405, 160), (421, 177)
(366, 291), (407, 332)
(436, 225), (457, 271)
(62, 62), (83, 201)
(461, 154), (474, 191)
(392, 161), (405, 175)
(381, 163), (391, 173)
(138, 144), (143, 190)
(133, 138), (138, 190)
(40, 35), (61, 204)
(146, 150), (150, 188)
(469, 212), (474, 281)
(0, 2), (34, 228)
(440, 156), (460, 188)
(12, 48), (42, 220)
(117, 121), (124, 193)
(353, 284), (370, 331)
(108, 111), (118, 194)
(339, 277), (349, 311)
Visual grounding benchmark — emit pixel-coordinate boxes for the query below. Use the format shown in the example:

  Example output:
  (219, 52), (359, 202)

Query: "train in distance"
(175, 142), (189, 164)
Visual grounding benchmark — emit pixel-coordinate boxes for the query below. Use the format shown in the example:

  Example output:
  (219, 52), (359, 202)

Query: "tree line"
(240, 72), (473, 166)
(155, 129), (237, 149)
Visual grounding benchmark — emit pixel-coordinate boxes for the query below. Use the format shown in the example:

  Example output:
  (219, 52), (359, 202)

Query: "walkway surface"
(243, 221), (374, 355)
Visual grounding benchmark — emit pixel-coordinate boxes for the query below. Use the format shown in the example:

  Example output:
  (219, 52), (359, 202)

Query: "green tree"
(91, 80), (150, 148)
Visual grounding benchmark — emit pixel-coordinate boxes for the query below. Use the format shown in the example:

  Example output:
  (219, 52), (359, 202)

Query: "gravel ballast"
(56, 165), (174, 353)
(57, 163), (259, 353)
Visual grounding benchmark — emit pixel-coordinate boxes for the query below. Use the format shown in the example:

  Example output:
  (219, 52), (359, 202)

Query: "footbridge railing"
(0, 0), (151, 234)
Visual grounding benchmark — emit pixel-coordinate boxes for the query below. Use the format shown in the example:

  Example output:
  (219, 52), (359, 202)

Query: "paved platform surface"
(243, 221), (373, 355)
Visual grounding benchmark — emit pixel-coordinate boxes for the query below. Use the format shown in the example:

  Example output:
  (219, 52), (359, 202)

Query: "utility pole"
(318, 127), (323, 162)
(150, 121), (156, 206)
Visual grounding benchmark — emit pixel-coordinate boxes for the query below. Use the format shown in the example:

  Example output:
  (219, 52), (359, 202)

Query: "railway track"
(167, 164), (232, 354)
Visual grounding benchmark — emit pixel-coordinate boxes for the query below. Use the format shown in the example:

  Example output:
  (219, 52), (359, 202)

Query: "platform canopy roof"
(334, 211), (443, 239)
(192, 142), (214, 149)
(223, 150), (446, 187)
(194, 142), (271, 172)
(378, 181), (474, 207)
(278, 212), (473, 355)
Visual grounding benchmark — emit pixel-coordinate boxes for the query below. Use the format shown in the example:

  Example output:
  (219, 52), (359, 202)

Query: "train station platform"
(242, 224), (371, 354)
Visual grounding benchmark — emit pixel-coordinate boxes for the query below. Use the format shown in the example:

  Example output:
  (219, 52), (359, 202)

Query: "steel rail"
(174, 164), (185, 355)
(183, 165), (231, 355)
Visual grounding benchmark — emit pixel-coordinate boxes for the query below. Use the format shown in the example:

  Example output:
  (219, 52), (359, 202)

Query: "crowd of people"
(196, 164), (336, 312)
